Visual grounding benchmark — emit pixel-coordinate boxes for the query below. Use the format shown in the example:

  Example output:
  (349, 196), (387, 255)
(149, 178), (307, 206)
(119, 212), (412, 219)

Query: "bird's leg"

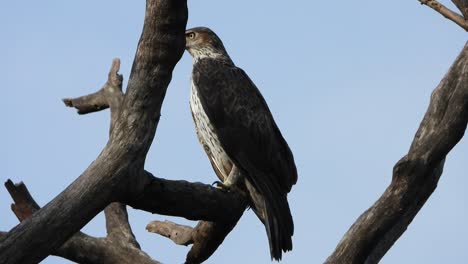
(213, 166), (243, 192)
(225, 166), (242, 186)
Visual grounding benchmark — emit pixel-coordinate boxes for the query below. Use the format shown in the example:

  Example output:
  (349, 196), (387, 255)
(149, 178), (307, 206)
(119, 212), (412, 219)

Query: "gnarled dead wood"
(1, 28), (247, 264)
(147, 220), (194, 246)
(0, 1), (188, 263)
(4, 180), (160, 264)
(133, 169), (249, 263)
(146, 216), (247, 264)
(125, 171), (246, 223)
(326, 42), (468, 264)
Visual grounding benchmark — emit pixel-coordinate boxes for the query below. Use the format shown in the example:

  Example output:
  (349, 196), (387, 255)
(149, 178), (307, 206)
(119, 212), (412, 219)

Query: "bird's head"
(185, 27), (231, 61)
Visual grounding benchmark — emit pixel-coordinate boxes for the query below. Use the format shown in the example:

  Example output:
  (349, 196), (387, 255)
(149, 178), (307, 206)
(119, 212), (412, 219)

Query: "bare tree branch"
(326, 42), (468, 264)
(0, 1), (188, 263)
(146, 217), (246, 264)
(105, 203), (140, 248)
(419, 0), (468, 31)
(3, 180), (160, 264)
(64, 58), (124, 134)
(63, 58), (123, 115)
(185, 219), (244, 264)
(127, 171), (249, 263)
(136, 169), (249, 263)
(62, 89), (110, 115)
(126, 171), (247, 222)
(3, 0), (463, 263)
(147, 220), (194, 246)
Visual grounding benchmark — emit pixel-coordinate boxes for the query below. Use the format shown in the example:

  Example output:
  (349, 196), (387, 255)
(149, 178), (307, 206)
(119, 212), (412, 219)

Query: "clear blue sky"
(1, 1), (467, 263)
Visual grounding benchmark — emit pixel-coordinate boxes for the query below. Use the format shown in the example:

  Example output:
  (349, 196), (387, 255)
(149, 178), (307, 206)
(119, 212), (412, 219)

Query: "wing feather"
(192, 58), (297, 194)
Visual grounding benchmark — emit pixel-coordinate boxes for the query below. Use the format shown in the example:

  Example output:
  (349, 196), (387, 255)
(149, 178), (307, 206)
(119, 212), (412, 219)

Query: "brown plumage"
(186, 27), (298, 261)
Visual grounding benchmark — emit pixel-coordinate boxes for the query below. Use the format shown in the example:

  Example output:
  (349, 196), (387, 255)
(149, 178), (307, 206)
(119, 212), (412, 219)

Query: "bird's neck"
(191, 47), (234, 65)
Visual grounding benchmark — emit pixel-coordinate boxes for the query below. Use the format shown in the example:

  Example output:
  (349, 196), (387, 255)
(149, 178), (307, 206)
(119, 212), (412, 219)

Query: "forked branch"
(63, 58), (123, 114)
(0, 1), (188, 263)
(3, 180), (160, 264)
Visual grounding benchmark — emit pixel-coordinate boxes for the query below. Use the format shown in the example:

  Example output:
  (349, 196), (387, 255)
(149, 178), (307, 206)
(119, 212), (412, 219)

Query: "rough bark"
(4, 180), (160, 264)
(2, 170), (249, 263)
(0, 1), (188, 263)
(129, 171), (248, 263)
(0, 2), (248, 263)
(326, 42), (468, 264)
(125, 171), (247, 223)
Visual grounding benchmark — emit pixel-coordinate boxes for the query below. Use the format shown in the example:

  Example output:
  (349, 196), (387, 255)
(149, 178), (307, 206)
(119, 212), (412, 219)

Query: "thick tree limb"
(2, 0), (267, 263)
(419, 0), (468, 31)
(126, 171), (247, 222)
(128, 172), (248, 263)
(137, 171), (248, 263)
(326, 43), (468, 264)
(4, 180), (160, 264)
(0, 1), (188, 263)
(3, 171), (252, 263)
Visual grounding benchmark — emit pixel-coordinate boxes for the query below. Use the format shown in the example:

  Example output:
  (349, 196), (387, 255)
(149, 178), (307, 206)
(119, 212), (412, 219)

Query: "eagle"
(185, 27), (298, 261)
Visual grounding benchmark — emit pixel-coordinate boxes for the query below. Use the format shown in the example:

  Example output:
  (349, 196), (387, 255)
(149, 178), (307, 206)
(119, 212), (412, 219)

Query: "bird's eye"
(187, 32), (196, 39)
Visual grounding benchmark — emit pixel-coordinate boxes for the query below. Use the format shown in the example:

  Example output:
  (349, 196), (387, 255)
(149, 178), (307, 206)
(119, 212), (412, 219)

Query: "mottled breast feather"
(190, 79), (233, 181)
(191, 58), (298, 195)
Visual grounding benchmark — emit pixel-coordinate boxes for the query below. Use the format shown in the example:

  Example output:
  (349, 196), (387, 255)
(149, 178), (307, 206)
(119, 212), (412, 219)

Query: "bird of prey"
(185, 27), (298, 261)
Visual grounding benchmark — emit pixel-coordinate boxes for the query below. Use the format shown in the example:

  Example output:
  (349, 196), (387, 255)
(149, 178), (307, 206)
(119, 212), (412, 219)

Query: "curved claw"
(212, 180), (223, 186)
(211, 181), (232, 192)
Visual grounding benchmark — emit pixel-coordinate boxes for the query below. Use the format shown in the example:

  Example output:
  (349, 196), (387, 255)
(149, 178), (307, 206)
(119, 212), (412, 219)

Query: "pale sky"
(1, 1), (467, 263)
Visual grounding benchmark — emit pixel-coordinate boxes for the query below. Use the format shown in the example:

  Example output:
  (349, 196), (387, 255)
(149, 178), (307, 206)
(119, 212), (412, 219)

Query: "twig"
(419, 0), (468, 31)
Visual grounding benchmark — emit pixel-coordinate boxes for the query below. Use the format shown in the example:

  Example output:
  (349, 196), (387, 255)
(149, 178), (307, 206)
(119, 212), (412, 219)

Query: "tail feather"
(265, 194), (294, 260)
(245, 180), (294, 261)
